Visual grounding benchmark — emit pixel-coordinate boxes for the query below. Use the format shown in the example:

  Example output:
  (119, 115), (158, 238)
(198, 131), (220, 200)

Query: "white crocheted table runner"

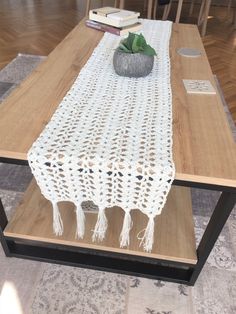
(28, 20), (175, 252)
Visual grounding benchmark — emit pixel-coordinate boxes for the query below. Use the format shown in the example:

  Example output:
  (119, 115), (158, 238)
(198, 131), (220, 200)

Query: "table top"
(0, 19), (235, 187)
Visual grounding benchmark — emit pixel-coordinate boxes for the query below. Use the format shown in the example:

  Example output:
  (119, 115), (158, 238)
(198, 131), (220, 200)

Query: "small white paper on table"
(183, 79), (216, 95)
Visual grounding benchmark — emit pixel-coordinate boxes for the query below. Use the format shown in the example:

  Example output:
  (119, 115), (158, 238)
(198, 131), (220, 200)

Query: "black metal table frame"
(0, 157), (235, 286)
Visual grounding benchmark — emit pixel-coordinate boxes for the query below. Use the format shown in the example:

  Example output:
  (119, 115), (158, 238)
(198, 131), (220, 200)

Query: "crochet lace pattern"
(28, 20), (175, 252)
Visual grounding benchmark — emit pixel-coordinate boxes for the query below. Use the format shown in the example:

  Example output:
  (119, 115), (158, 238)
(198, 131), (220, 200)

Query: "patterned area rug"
(0, 54), (235, 314)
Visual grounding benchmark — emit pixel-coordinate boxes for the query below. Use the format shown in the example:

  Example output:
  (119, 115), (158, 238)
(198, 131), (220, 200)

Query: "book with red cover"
(85, 19), (142, 36)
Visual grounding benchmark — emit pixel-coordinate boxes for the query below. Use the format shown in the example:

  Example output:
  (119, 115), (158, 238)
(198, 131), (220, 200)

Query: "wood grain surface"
(0, 21), (235, 187)
(4, 179), (197, 264)
(0, 1), (235, 123)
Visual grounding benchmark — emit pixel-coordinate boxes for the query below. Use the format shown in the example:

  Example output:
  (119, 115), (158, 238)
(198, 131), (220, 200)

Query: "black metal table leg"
(189, 191), (236, 285)
(0, 157), (28, 166)
(0, 198), (11, 256)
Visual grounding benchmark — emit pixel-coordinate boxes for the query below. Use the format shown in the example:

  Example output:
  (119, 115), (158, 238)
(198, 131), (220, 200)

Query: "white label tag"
(183, 79), (216, 94)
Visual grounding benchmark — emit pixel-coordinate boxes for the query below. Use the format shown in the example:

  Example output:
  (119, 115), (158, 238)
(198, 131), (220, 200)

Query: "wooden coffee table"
(0, 19), (235, 285)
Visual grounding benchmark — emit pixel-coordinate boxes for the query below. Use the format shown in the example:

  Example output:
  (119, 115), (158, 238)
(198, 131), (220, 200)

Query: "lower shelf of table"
(4, 179), (197, 265)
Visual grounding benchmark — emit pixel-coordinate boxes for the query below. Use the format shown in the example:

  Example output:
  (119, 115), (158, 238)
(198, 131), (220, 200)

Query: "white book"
(107, 10), (140, 21)
(89, 7), (140, 28)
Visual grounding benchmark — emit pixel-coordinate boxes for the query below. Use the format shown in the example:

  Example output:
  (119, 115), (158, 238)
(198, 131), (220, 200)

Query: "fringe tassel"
(92, 208), (107, 242)
(75, 204), (85, 239)
(139, 216), (155, 252)
(53, 202), (63, 236)
(120, 211), (132, 247)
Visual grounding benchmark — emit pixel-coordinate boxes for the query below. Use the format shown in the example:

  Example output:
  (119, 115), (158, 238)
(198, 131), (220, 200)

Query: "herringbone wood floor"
(0, 0), (236, 123)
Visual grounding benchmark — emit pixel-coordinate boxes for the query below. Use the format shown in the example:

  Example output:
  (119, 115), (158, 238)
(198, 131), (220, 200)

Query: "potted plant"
(113, 32), (157, 78)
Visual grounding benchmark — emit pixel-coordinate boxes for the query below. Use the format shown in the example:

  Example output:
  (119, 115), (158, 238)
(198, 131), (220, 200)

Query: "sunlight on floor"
(0, 281), (23, 314)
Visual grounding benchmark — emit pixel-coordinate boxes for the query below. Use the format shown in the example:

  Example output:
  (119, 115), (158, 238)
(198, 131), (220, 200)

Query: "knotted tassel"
(120, 211), (133, 247)
(52, 202), (63, 236)
(75, 203), (85, 239)
(92, 208), (107, 242)
(139, 216), (155, 252)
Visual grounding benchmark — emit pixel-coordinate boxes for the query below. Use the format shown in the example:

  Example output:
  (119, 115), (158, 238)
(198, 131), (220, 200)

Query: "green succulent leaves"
(118, 33), (157, 56)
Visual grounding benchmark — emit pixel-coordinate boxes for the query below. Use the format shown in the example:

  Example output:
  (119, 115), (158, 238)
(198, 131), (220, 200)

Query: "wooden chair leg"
(143, 0), (148, 15)
(189, 0), (195, 16)
(167, 1), (173, 19)
(86, 0), (91, 16)
(162, 2), (172, 20)
(227, 0), (232, 18)
(175, 0), (183, 23)
(119, 0), (125, 9)
(198, 0), (206, 26)
(162, 4), (168, 20)
(201, 0), (212, 37)
(147, 0), (154, 19)
(153, 0), (158, 19)
(227, 0), (236, 26)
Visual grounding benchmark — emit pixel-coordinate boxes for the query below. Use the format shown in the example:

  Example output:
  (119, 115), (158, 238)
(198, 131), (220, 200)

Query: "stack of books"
(86, 7), (142, 36)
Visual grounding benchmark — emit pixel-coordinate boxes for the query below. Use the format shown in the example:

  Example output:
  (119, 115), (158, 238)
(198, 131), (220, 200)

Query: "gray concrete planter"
(113, 50), (154, 78)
